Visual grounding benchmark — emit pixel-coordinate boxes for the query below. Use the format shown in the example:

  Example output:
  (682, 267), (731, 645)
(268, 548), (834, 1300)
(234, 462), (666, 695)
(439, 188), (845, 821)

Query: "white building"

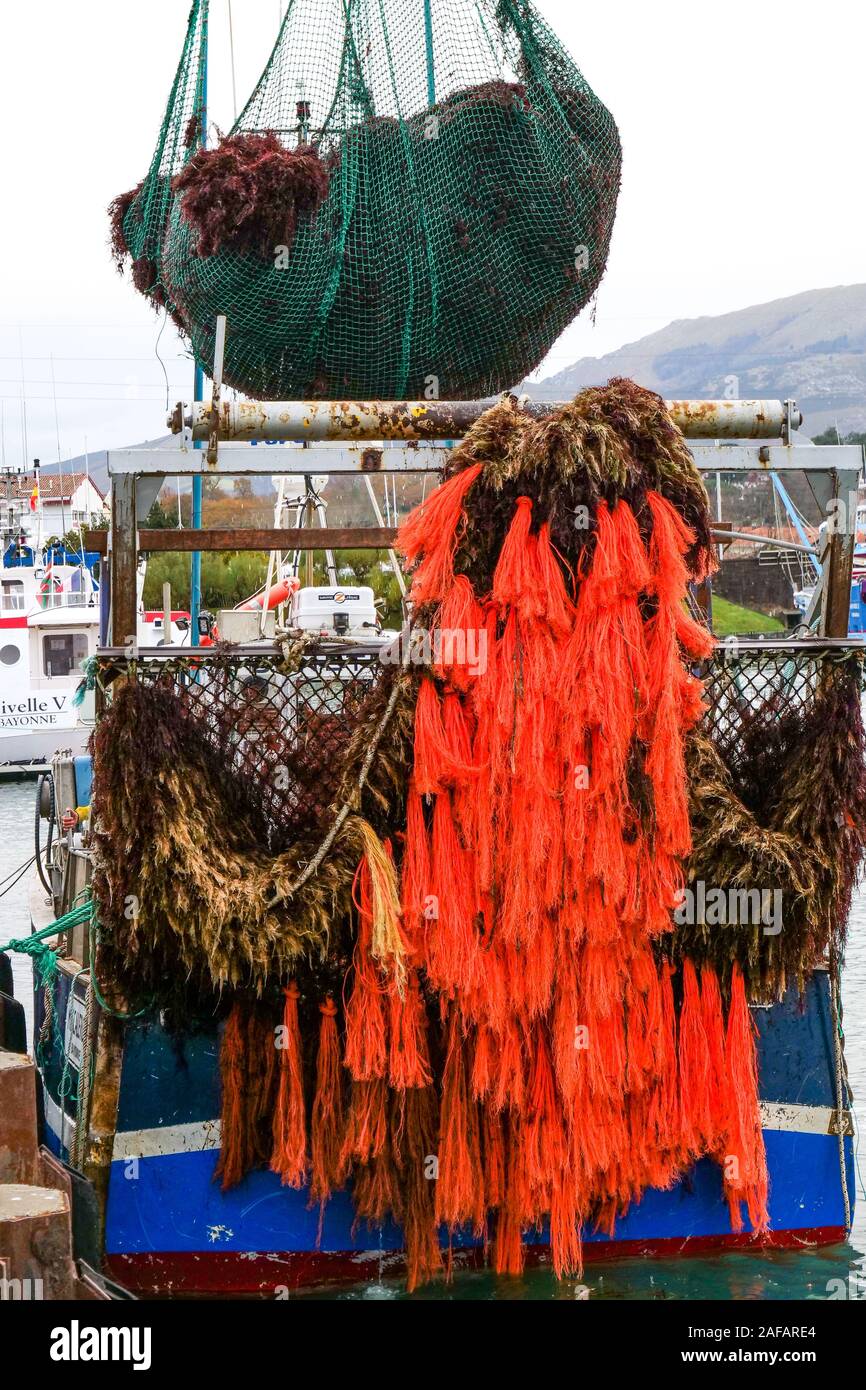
(13, 472), (108, 539)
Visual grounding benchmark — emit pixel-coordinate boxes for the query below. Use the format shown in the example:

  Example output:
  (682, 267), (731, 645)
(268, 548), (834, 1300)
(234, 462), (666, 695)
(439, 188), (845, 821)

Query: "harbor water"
(3, 778), (864, 1302)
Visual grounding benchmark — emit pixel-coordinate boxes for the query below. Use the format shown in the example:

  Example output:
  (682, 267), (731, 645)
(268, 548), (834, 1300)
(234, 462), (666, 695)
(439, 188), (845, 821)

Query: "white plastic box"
(290, 586), (378, 635)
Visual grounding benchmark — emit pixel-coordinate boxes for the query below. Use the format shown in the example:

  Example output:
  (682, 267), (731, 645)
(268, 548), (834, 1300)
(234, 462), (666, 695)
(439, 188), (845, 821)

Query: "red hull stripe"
(105, 1226), (848, 1296)
(0, 617), (26, 629)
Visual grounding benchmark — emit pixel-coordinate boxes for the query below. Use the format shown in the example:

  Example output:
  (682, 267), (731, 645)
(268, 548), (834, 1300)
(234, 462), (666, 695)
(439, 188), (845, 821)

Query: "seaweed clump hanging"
(385, 379), (770, 1275)
(172, 132), (333, 259)
(677, 652), (866, 997)
(108, 181), (143, 272)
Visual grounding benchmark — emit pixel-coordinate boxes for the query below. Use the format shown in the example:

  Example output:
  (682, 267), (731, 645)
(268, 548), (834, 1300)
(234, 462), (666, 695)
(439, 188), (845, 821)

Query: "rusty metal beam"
(87, 526), (398, 556)
(106, 442), (863, 477)
(173, 396), (801, 444)
(107, 474), (137, 647)
(112, 445), (448, 476)
(96, 641), (390, 660)
(821, 469), (860, 638)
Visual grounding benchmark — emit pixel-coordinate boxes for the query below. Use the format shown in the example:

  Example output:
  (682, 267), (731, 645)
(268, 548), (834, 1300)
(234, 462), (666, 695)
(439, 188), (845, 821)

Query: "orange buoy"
(239, 577), (300, 612)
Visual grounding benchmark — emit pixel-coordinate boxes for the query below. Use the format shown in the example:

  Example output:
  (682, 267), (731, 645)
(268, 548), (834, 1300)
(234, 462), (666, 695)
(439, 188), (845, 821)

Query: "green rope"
(1, 898), (147, 1022)
(0, 903), (93, 987)
(73, 654), (102, 708)
(3, 898), (145, 1164)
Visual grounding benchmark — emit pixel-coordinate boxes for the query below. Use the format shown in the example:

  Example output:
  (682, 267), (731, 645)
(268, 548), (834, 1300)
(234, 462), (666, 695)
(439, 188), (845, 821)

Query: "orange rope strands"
(212, 383), (771, 1287)
(394, 383), (768, 1272)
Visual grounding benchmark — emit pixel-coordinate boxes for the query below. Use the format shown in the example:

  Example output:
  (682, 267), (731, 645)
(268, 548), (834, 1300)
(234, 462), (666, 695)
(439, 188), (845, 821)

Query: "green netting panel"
(113, 0), (621, 401)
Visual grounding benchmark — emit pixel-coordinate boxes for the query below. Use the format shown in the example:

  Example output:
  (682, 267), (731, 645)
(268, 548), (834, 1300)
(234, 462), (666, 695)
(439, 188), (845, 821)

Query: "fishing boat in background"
(0, 469), (102, 768)
(0, 468), (221, 772)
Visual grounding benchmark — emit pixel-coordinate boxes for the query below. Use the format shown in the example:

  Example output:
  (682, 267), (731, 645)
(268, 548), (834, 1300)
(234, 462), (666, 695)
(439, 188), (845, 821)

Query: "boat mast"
(190, 0), (210, 646)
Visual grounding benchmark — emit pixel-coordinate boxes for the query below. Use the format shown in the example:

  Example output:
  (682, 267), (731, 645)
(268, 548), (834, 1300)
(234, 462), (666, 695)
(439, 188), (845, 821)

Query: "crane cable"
(227, 0), (238, 124)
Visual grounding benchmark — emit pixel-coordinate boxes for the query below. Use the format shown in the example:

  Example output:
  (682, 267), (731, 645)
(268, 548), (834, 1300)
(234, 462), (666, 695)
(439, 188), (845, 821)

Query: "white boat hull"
(0, 721), (91, 767)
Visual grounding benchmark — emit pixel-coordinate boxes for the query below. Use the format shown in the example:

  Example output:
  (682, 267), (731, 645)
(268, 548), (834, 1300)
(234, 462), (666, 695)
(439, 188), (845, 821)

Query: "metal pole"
(176, 397), (801, 444)
(109, 475), (137, 648)
(305, 489), (314, 588)
(313, 496), (338, 585)
(423, 0), (436, 106)
(191, 374), (204, 646)
(259, 477), (283, 636)
(162, 581), (172, 646)
(190, 0), (209, 648)
(709, 527), (816, 557)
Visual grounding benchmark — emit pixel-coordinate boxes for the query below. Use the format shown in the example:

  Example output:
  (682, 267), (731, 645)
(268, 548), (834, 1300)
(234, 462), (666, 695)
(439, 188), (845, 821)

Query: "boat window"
(0, 644), (20, 665)
(42, 631), (89, 679)
(1, 579), (25, 612)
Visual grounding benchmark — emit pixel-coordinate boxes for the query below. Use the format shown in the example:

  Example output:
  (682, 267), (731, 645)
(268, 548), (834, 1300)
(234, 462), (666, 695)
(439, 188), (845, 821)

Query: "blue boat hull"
(38, 967), (855, 1294)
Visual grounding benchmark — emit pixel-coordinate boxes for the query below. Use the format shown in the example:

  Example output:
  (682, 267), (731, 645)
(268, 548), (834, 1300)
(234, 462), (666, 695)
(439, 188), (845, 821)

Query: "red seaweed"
(172, 131), (332, 259)
(107, 181), (143, 271)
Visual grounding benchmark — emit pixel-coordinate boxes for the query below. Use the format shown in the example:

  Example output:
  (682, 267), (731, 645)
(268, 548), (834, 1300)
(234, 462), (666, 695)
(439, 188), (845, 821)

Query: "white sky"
(0, 0), (863, 467)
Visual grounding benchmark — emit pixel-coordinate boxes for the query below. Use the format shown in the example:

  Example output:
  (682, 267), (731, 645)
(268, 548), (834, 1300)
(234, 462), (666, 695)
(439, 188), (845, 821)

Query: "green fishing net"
(111, 0), (621, 401)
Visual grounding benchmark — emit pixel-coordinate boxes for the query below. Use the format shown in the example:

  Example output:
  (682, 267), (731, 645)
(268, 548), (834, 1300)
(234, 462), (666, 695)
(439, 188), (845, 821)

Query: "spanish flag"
(29, 482), (39, 512)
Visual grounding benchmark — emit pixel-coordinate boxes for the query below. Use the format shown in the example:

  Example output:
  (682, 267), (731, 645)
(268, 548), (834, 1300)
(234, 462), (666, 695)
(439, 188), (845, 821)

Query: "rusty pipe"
(171, 397), (801, 444)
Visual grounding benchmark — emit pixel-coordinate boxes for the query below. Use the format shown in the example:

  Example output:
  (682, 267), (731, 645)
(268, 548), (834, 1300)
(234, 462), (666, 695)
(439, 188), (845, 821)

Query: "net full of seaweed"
(675, 648), (866, 999)
(107, 0), (621, 400)
(86, 382), (866, 1289)
(91, 648), (416, 1015)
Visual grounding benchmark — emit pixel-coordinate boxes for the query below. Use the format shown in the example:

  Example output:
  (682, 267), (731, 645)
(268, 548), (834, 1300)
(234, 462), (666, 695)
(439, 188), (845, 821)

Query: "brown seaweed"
(671, 658), (866, 997)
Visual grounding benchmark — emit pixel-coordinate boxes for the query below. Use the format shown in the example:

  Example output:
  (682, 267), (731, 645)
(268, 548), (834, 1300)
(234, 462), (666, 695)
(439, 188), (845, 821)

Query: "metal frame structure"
(85, 393), (862, 650)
